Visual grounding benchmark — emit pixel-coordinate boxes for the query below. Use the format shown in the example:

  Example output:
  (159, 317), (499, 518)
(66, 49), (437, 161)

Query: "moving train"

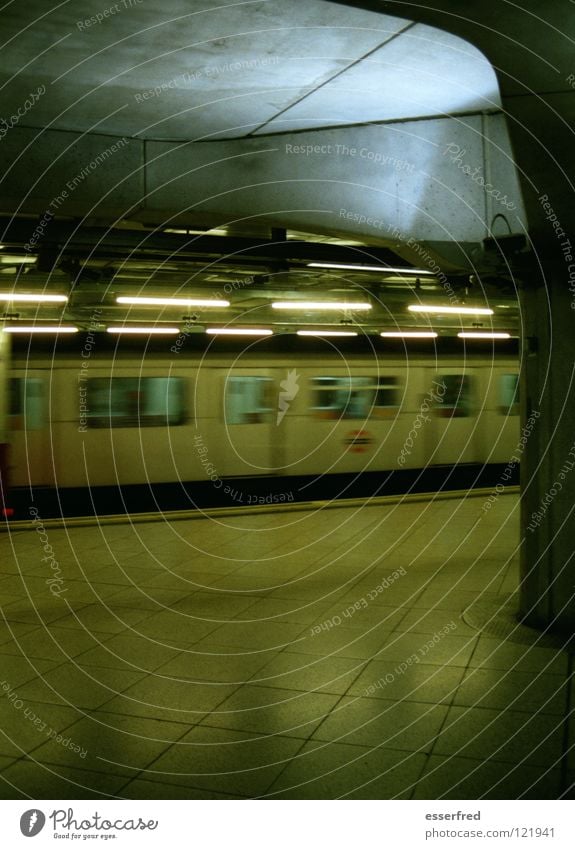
(6, 347), (520, 515)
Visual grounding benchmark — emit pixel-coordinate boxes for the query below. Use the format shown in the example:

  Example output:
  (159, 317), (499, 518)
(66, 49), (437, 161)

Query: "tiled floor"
(0, 492), (573, 799)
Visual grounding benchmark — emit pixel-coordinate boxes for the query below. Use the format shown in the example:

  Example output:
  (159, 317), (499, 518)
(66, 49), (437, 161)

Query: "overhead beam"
(0, 114), (525, 274)
(0, 217), (402, 267)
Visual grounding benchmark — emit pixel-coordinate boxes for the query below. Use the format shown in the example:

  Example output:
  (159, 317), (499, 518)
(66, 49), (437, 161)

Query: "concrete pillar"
(519, 262), (575, 633)
(0, 327), (11, 517)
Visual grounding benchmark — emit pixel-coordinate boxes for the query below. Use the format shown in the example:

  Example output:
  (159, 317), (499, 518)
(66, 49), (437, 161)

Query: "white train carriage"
(7, 352), (520, 492)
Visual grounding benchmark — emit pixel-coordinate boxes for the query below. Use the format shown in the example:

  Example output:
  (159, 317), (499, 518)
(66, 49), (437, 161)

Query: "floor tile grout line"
(4, 494), (566, 799)
(259, 653), (397, 796)
(111, 719), (216, 798)
(408, 627), (485, 795)
(113, 675), (257, 792)
(408, 751), (433, 800)
(254, 736), (313, 798)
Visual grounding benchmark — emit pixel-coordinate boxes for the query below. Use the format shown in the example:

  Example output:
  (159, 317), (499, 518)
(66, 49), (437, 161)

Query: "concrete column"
(0, 327), (11, 517)
(519, 264), (575, 633)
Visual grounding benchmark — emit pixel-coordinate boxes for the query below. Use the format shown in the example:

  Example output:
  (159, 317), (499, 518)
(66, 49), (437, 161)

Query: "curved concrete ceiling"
(335, 0), (575, 250)
(0, 1), (500, 140)
(5, 0), (569, 333)
(1, 0), (523, 264)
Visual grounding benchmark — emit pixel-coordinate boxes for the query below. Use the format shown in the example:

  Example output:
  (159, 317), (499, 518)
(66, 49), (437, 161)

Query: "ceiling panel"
(257, 23), (501, 134)
(0, 0), (410, 140)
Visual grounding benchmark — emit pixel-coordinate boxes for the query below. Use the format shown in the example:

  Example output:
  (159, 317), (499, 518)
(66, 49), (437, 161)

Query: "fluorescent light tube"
(307, 262), (435, 275)
(408, 305), (493, 316)
(0, 293), (68, 303)
(297, 330), (358, 337)
(457, 332), (511, 339)
(272, 301), (371, 311)
(206, 328), (273, 336)
(106, 327), (180, 334)
(3, 325), (78, 333)
(117, 296), (230, 307)
(381, 331), (438, 338)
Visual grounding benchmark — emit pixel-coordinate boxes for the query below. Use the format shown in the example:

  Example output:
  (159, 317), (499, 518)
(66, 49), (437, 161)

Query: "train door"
(483, 367), (520, 464)
(9, 374), (53, 487)
(217, 369), (279, 476)
(285, 368), (409, 475)
(426, 368), (481, 465)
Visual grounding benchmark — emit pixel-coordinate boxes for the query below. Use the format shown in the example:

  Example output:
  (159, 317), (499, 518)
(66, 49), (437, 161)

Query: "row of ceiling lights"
(0, 327), (513, 339)
(0, 287), (510, 338)
(0, 292), (496, 314)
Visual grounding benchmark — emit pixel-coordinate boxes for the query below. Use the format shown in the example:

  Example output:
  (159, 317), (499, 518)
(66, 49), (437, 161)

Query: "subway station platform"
(0, 491), (573, 800)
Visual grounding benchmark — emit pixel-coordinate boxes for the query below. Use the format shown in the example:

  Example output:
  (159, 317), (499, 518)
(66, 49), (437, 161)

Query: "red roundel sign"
(344, 430), (374, 453)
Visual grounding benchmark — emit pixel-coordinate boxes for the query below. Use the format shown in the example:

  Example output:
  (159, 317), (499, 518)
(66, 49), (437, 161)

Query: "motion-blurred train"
(5, 344), (519, 512)
(6, 346), (520, 515)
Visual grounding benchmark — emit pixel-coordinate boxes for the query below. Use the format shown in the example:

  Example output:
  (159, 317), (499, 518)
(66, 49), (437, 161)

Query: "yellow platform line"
(2, 486), (519, 531)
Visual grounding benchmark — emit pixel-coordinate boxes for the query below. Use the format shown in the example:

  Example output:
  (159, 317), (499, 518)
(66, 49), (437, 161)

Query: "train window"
(9, 378), (44, 430)
(433, 374), (473, 418)
(225, 376), (273, 424)
(86, 378), (186, 428)
(312, 376), (390, 420)
(374, 376), (400, 419)
(499, 373), (519, 415)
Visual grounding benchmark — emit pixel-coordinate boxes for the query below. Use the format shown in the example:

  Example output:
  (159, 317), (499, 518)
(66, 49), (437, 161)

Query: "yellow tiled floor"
(0, 492), (572, 799)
